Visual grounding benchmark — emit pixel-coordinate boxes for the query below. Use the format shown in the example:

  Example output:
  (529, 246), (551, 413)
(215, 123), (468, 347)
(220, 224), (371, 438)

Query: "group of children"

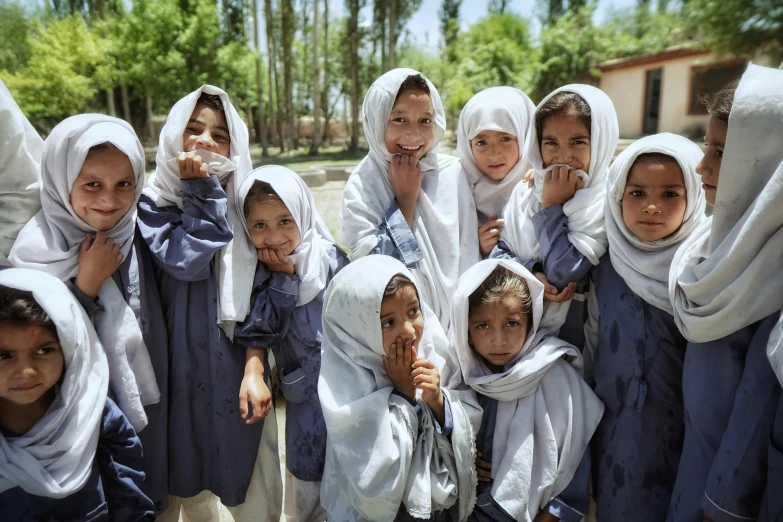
(0, 59), (781, 522)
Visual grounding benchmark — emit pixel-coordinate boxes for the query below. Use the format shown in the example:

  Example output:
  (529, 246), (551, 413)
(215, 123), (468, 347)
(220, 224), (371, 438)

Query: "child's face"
(696, 117), (727, 206)
(468, 296), (529, 373)
(540, 114), (591, 172)
(183, 103), (231, 158)
(246, 199), (301, 256)
(621, 160), (687, 242)
(384, 91), (435, 160)
(380, 283), (424, 355)
(470, 130), (520, 181)
(0, 325), (64, 407)
(70, 145), (136, 231)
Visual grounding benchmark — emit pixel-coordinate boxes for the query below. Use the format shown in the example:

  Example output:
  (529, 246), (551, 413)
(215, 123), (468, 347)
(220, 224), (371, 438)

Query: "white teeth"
(399, 145), (420, 150)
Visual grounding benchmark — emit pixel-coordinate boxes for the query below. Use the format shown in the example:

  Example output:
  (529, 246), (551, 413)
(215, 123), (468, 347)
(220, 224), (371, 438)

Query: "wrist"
(245, 348), (266, 376)
(74, 273), (100, 299)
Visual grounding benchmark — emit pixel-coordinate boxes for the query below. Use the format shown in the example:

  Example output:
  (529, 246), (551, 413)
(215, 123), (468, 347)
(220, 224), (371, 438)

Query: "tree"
(309, 0), (321, 154)
(488, 0), (508, 14)
(252, 0), (268, 154)
(281, 0), (296, 150)
(680, 0), (783, 63)
(0, 2), (33, 74)
(439, 0), (461, 64)
(347, 0), (361, 152)
(264, 0), (284, 149)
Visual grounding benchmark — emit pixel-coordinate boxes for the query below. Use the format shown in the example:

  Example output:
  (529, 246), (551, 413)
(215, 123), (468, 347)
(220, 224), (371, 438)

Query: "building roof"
(598, 45), (711, 73)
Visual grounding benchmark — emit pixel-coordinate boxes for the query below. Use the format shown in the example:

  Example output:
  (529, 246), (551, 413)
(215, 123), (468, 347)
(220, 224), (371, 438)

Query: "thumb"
(81, 234), (93, 253)
(239, 389), (248, 420)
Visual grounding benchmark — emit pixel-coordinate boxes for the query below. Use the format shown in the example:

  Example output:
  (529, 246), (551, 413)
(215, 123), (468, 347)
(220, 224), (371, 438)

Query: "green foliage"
(603, 4), (686, 56)
(0, 2), (33, 73)
(680, 0), (783, 63)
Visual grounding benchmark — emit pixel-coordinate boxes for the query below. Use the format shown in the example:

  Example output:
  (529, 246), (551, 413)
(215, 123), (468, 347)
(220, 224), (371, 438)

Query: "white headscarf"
(670, 63), (783, 343)
(142, 85), (257, 338)
(456, 86), (536, 219)
(0, 80), (43, 265)
(235, 165), (335, 310)
(499, 85), (618, 331)
(0, 268), (108, 498)
(606, 133), (706, 314)
(340, 68), (480, 328)
(8, 114), (158, 432)
(449, 259), (604, 521)
(318, 255), (480, 522)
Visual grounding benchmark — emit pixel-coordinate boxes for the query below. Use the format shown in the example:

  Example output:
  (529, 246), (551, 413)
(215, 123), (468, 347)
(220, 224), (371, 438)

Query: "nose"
(695, 156), (707, 177)
(403, 122), (420, 140)
(400, 320), (416, 341)
(99, 187), (119, 207)
(643, 201), (662, 214)
(196, 131), (216, 150)
(14, 361), (38, 380)
(491, 329), (506, 348)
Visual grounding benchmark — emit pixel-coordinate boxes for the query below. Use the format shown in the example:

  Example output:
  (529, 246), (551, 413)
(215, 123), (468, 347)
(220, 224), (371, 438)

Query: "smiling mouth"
(398, 144), (423, 154)
(487, 352), (510, 359)
(488, 163), (506, 169)
(702, 183), (716, 190)
(11, 383), (41, 392)
(92, 209), (119, 216)
(265, 242), (288, 250)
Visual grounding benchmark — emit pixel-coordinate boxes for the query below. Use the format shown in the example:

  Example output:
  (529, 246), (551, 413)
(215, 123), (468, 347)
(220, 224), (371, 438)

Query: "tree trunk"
(282, 0), (297, 151)
(309, 0), (321, 155)
(349, 0), (360, 152)
(265, 0), (284, 150)
(145, 92), (155, 145)
(321, 0), (330, 146)
(120, 83), (131, 123)
(106, 88), (116, 117)
(388, 0), (396, 69)
(253, 0), (269, 155)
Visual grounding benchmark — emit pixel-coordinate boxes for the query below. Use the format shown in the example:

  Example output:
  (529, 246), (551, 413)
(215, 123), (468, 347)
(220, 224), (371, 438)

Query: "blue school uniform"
(234, 244), (348, 481)
(469, 394), (590, 522)
(68, 229), (170, 514)
(590, 254), (686, 522)
(667, 314), (781, 522)
(491, 204), (591, 349)
(136, 175), (266, 507)
(376, 201), (424, 269)
(0, 398), (155, 522)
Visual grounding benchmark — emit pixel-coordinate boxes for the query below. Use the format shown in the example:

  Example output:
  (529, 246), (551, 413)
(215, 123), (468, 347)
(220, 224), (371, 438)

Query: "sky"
(324, 0), (639, 53)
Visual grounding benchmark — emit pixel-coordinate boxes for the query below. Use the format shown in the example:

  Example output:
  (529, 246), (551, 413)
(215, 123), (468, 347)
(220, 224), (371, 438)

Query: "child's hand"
(258, 248), (295, 275)
(388, 154), (421, 226)
(412, 358), (445, 425)
(75, 232), (123, 299)
(177, 151), (210, 180)
(541, 166), (585, 208)
(383, 337), (417, 402)
(478, 215), (504, 257)
(239, 348), (272, 424)
(535, 272), (577, 303)
(475, 450), (492, 482)
(523, 169), (535, 188)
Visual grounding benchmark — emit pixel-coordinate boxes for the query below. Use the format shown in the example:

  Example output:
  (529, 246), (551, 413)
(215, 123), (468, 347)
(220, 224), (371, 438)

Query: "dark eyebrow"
(380, 312), (394, 320)
(571, 134), (590, 140)
(188, 118), (204, 125)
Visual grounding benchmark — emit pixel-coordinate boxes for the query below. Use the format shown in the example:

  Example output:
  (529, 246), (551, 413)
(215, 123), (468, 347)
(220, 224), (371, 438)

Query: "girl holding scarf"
(586, 133), (706, 521)
(0, 268), (154, 520)
(492, 85), (619, 351)
(137, 86), (282, 521)
(340, 68), (480, 329)
(455, 87), (536, 258)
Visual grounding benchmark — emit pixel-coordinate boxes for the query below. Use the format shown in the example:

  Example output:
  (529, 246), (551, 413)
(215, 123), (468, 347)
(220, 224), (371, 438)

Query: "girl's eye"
(254, 222), (266, 229)
(0, 353), (10, 361)
(186, 127), (201, 134)
(543, 140), (556, 146)
(408, 306), (420, 317)
(630, 190), (643, 197)
(664, 191), (680, 198)
(716, 150), (723, 159)
(280, 219), (292, 226)
(507, 321), (520, 327)
(573, 140), (587, 146)
(392, 117), (405, 123)
(36, 346), (57, 355)
(501, 136), (513, 142)
(117, 181), (133, 188)
(86, 182), (100, 188)
(474, 140), (486, 147)
(475, 323), (489, 330)
(381, 319), (393, 328)
(214, 134), (227, 141)
(420, 118), (432, 125)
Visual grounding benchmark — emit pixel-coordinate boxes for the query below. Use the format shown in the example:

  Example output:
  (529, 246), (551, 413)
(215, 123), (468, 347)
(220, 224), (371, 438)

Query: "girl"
(585, 133), (706, 521)
(341, 68), (480, 328)
(667, 64), (783, 521)
(456, 86), (536, 257)
(0, 80), (42, 266)
(318, 255), (480, 522)
(233, 165), (349, 522)
(6, 114), (167, 507)
(137, 86), (282, 521)
(0, 268), (154, 521)
(493, 85), (619, 350)
(449, 258), (603, 522)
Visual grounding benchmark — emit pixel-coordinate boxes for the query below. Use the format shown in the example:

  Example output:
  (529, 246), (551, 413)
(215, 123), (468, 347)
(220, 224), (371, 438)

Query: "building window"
(689, 60), (747, 115)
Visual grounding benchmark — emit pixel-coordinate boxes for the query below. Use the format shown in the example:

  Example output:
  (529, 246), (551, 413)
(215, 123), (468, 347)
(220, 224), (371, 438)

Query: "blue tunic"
(490, 204), (590, 350)
(590, 255), (686, 522)
(0, 398), (155, 522)
(667, 313), (781, 522)
(234, 244), (349, 481)
(376, 200), (425, 268)
(136, 175), (266, 507)
(469, 394), (589, 522)
(67, 230), (171, 513)
(759, 394), (783, 522)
